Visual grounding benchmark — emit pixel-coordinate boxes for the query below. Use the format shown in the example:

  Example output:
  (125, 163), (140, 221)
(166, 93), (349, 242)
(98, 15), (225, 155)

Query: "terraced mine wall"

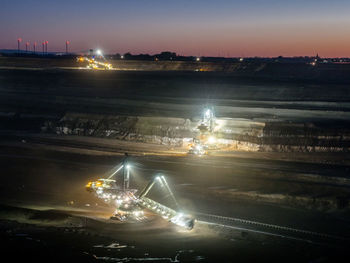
(2, 57), (350, 84)
(40, 113), (350, 152)
(1, 61), (350, 152)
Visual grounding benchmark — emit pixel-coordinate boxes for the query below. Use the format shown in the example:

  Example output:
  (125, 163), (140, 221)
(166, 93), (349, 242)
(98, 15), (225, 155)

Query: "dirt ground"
(0, 138), (349, 262)
(1, 63), (350, 262)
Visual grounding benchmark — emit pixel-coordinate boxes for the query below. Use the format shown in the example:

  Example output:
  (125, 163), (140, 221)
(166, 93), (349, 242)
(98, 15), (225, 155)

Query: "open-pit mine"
(0, 57), (349, 262)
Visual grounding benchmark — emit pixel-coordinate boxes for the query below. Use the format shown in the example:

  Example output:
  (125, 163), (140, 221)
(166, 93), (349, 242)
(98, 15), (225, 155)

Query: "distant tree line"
(109, 52), (344, 64)
(2, 49), (350, 64)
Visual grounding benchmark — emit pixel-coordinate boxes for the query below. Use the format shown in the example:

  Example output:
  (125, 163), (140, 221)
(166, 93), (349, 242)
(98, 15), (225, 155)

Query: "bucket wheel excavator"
(86, 154), (195, 230)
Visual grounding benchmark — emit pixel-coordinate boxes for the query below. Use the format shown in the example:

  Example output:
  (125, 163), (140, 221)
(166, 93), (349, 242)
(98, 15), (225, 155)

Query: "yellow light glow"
(208, 136), (216, 144)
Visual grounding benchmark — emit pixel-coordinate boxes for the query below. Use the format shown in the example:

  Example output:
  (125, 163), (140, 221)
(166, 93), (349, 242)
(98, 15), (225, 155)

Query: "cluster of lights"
(140, 198), (173, 221)
(86, 164), (195, 229)
(189, 107), (219, 155)
(190, 143), (207, 155)
(77, 49), (113, 70)
(86, 165), (146, 220)
(133, 210), (144, 217)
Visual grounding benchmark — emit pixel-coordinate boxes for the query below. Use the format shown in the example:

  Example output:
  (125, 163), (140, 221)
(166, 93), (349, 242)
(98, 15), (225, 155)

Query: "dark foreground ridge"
(1, 203), (349, 263)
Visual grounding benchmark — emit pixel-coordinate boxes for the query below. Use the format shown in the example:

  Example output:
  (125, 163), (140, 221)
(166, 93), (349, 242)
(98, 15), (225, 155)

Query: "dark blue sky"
(1, 0), (349, 56)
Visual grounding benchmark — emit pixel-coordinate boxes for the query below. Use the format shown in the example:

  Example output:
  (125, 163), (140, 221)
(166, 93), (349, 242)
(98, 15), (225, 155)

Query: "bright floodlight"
(205, 109), (211, 117)
(196, 57), (200, 61)
(208, 136), (216, 144)
(96, 49), (102, 56)
(196, 145), (202, 150)
(126, 164), (131, 169)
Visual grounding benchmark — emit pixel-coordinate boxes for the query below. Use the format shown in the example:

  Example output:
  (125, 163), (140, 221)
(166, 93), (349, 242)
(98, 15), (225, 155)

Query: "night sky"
(1, 0), (349, 57)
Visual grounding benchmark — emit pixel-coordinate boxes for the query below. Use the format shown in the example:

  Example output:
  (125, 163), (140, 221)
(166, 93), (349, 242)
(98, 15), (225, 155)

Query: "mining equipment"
(77, 49), (113, 70)
(86, 155), (195, 230)
(189, 106), (218, 155)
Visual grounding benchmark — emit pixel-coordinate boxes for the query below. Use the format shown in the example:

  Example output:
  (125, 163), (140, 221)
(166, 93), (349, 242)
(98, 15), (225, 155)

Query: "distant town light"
(96, 49), (102, 56)
(196, 57), (200, 62)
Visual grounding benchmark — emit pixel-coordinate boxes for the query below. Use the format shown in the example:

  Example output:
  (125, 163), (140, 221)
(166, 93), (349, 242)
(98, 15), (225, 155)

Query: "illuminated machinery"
(189, 107), (218, 155)
(85, 158), (195, 230)
(77, 56), (113, 70)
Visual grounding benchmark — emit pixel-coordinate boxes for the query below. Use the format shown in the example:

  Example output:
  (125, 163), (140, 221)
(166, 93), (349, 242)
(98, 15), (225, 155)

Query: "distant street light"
(25, 42), (29, 53)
